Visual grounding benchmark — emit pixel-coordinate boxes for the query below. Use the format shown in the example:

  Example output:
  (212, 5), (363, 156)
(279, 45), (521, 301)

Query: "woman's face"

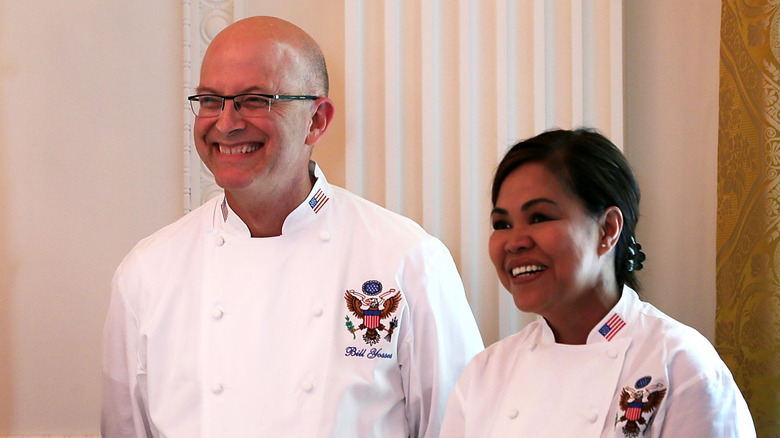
(489, 162), (605, 321)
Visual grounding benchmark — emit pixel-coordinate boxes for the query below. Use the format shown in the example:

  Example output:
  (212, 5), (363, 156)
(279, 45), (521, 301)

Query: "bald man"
(102, 16), (483, 437)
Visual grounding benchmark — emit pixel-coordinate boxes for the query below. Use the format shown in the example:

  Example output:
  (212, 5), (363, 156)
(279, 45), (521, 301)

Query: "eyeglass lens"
(191, 95), (272, 117)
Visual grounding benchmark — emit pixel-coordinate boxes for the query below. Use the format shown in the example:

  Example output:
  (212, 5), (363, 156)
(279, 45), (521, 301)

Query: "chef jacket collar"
(212, 161), (332, 237)
(538, 285), (637, 345)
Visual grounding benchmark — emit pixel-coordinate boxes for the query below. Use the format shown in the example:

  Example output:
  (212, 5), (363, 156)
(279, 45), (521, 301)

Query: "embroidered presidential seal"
(344, 280), (402, 346)
(615, 376), (667, 437)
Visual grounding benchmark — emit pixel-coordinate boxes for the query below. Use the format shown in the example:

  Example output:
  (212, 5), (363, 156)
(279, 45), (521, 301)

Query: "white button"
(212, 306), (224, 320)
(312, 306), (323, 317)
(586, 410), (598, 423)
(215, 235), (225, 247)
(508, 408), (518, 419)
(211, 383), (224, 394)
(319, 230), (331, 242)
(302, 381), (314, 393)
(606, 348), (618, 359)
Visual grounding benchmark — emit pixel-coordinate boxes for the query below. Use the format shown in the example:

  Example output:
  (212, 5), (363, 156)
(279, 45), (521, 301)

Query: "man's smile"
(216, 142), (264, 154)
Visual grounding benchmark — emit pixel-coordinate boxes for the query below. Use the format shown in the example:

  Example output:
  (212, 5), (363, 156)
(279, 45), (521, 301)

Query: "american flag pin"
(598, 313), (626, 341)
(308, 189), (329, 213)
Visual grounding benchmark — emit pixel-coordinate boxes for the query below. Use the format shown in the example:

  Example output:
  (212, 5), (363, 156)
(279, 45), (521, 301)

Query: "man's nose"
(215, 98), (246, 132)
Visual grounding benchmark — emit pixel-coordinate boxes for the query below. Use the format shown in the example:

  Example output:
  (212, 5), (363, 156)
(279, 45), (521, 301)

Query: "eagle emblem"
(344, 280), (402, 346)
(616, 376), (667, 437)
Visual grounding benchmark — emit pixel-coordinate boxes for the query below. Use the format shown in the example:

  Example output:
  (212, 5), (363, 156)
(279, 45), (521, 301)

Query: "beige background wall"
(0, 1), (721, 435)
(624, 1), (720, 340)
(0, 1), (183, 434)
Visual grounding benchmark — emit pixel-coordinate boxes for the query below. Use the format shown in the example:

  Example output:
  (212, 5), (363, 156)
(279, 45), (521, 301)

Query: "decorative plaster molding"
(183, 0), (235, 213)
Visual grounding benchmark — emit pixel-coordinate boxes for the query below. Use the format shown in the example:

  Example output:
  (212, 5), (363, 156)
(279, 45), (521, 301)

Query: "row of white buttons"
(208, 229), (328, 396)
(528, 343), (619, 360)
(210, 380), (315, 395)
(511, 345), (620, 422)
(507, 408), (599, 423)
(210, 227), (225, 394)
(213, 230), (331, 246)
(211, 305), (322, 319)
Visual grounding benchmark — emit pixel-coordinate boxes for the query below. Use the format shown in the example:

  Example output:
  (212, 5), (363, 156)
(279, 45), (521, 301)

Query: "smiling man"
(101, 16), (483, 437)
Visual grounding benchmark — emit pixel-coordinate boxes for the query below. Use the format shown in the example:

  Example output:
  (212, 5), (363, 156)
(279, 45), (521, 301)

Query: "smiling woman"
(488, 129), (639, 345)
(439, 128), (756, 438)
(489, 161), (614, 335)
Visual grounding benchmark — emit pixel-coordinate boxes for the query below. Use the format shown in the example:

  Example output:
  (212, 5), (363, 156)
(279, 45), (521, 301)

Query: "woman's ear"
(598, 206), (623, 255)
(305, 97), (335, 146)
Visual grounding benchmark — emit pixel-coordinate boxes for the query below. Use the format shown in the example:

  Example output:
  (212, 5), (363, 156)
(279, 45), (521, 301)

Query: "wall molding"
(183, 0), (236, 212)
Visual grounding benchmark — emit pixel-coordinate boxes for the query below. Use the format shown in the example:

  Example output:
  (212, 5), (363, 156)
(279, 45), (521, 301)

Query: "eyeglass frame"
(187, 93), (320, 118)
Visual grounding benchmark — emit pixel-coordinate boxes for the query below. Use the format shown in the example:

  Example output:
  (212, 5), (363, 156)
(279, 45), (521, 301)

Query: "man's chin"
(213, 174), (258, 193)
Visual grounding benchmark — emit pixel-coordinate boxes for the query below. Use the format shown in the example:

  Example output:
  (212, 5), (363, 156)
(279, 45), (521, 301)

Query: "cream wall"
(0, 1), (721, 435)
(0, 1), (183, 435)
(624, 1), (720, 341)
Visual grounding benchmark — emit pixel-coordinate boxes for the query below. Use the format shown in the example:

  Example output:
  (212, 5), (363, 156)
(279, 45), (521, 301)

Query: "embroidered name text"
(345, 346), (393, 360)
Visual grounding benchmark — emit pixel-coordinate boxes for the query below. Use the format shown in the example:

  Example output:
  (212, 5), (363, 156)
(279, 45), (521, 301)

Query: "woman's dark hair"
(491, 128), (644, 291)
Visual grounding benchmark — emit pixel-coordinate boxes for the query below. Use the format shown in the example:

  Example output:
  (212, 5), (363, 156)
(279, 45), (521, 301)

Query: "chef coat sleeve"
(101, 255), (154, 438)
(439, 365), (470, 437)
(656, 359), (756, 437)
(397, 238), (484, 438)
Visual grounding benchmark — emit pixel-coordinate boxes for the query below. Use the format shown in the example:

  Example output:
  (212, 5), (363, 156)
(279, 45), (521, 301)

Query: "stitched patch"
(615, 376), (667, 437)
(344, 280), (402, 346)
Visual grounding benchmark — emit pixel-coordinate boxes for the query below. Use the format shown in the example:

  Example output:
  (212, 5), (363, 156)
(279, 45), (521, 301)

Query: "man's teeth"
(219, 144), (260, 154)
(511, 265), (546, 277)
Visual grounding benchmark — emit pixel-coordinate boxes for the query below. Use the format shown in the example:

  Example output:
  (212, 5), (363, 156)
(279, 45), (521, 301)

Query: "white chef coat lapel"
(198, 163), (338, 434)
(441, 286), (754, 438)
(491, 294), (634, 436)
(212, 161), (332, 236)
(106, 158), (484, 437)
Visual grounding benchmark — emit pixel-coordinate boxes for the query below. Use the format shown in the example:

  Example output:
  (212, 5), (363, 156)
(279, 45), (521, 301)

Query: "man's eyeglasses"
(188, 93), (319, 118)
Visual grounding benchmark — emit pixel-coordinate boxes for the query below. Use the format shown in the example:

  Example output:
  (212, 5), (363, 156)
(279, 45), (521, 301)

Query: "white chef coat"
(102, 162), (484, 438)
(440, 286), (756, 437)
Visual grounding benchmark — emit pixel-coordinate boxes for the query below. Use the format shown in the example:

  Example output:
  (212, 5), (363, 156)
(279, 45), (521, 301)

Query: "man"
(102, 16), (483, 437)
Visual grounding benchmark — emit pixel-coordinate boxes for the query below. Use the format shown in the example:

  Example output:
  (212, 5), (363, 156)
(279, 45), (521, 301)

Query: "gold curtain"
(718, 1), (780, 436)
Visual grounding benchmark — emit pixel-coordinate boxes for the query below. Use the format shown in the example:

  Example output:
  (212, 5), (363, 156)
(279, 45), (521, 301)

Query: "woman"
(440, 129), (755, 437)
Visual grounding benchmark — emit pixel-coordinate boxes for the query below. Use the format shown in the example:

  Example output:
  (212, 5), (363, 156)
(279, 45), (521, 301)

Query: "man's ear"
(305, 97), (335, 146)
(598, 206), (623, 255)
